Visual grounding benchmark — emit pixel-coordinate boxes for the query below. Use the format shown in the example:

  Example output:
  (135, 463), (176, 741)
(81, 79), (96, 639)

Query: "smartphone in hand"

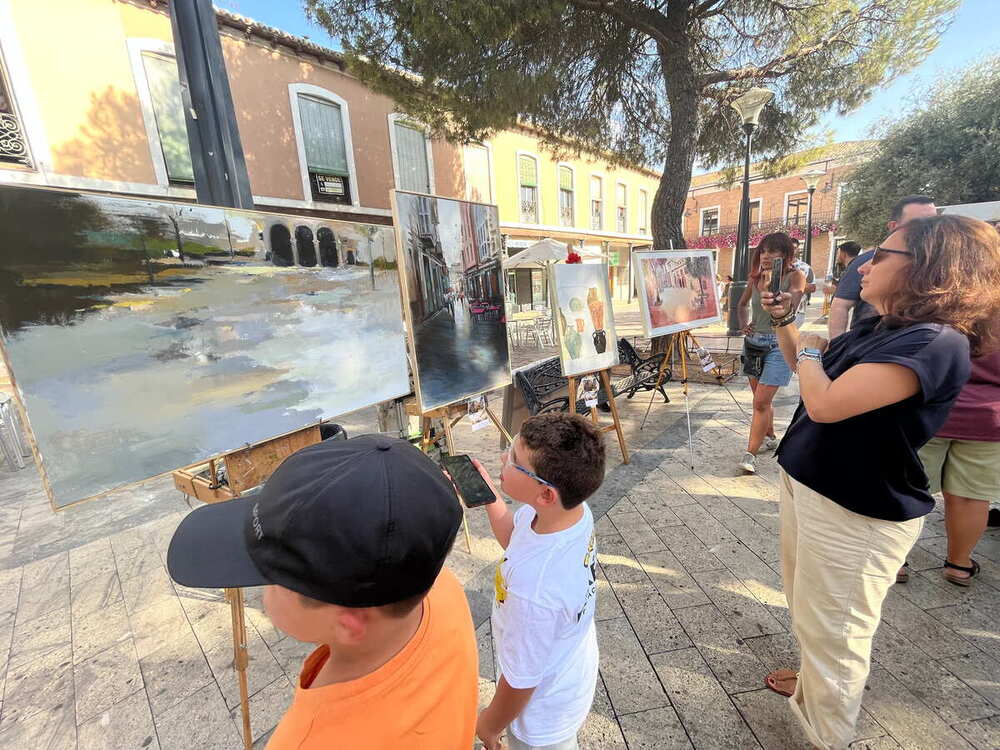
(440, 454), (497, 508)
(769, 258), (784, 300)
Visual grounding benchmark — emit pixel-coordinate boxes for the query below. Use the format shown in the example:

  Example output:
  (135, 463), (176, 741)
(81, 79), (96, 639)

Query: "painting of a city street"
(0, 184), (410, 508)
(392, 191), (511, 412)
(635, 250), (721, 336)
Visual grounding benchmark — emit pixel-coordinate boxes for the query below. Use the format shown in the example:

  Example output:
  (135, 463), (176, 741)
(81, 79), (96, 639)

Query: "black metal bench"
(515, 341), (670, 417)
(615, 338), (670, 404)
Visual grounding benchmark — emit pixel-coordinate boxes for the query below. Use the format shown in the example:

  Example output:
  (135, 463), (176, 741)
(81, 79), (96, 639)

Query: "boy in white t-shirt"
(474, 413), (605, 750)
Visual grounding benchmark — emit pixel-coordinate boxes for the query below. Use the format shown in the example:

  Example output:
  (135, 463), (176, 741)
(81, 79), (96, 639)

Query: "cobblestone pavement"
(0, 306), (998, 748)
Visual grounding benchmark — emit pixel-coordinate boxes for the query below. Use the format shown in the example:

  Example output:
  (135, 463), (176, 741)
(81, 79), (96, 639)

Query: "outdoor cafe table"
(509, 310), (543, 347)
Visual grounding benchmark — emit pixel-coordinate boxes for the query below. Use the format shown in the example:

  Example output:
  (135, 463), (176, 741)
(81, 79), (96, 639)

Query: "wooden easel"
(640, 330), (724, 430)
(412, 401), (513, 554)
(567, 369), (629, 464)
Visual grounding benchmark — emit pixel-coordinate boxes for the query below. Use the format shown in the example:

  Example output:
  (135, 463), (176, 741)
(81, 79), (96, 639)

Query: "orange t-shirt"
(265, 568), (478, 750)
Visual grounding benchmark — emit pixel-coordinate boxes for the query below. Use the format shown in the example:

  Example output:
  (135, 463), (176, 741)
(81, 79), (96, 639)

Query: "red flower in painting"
(566, 251), (582, 264)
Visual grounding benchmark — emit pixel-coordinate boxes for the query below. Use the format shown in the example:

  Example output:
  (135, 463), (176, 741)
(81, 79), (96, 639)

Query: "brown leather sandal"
(943, 559), (979, 587)
(765, 668), (798, 697)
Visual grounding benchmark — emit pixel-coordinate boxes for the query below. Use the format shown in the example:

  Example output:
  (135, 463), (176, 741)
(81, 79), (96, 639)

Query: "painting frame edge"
(389, 188), (513, 414)
(633, 248), (722, 338)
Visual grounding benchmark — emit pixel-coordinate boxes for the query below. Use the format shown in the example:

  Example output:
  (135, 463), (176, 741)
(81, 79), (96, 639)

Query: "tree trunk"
(651, 14), (700, 253)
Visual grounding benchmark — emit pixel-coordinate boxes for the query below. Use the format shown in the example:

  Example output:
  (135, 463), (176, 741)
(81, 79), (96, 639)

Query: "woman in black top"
(759, 215), (1000, 750)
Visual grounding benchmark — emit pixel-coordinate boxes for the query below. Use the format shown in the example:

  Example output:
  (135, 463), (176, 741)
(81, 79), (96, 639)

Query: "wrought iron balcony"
(700, 210), (839, 239)
(0, 112), (30, 166)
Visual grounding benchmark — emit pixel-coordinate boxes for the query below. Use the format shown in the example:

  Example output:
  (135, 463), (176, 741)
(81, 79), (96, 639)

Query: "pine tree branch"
(566, 0), (672, 48)
(697, 30), (851, 86)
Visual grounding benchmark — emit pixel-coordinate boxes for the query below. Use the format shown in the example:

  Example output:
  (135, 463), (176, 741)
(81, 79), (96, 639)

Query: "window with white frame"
(786, 193), (809, 225)
(140, 52), (194, 183)
(638, 189), (649, 234)
(700, 207), (720, 235)
(616, 183), (628, 233)
(464, 143), (492, 202)
(297, 94), (352, 204)
(393, 120), (431, 193)
(518, 155), (539, 223)
(0, 55), (30, 167)
(590, 176), (603, 230)
(558, 165), (574, 227)
(749, 198), (762, 226)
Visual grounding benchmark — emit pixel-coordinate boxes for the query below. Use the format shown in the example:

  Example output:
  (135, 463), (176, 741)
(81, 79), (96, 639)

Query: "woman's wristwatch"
(796, 347), (824, 364)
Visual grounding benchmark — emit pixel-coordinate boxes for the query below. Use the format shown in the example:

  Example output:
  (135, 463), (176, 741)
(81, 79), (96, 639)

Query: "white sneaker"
(763, 435), (780, 451)
(738, 452), (756, 474)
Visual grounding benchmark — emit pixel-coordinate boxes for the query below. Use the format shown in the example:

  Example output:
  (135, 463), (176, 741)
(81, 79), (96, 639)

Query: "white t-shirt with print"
(491, 503), (599, 746)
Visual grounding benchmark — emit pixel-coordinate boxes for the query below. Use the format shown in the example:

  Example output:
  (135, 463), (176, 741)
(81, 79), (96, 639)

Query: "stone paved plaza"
(0, 315), (998, 749)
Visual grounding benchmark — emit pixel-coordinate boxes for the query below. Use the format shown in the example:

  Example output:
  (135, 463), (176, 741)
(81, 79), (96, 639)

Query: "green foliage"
(841, 54), (1000, 246)
(305, 0), (957, 245)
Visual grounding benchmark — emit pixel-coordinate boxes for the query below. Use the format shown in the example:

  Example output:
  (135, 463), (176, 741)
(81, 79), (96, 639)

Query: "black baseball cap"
(166, 434), (462, 607)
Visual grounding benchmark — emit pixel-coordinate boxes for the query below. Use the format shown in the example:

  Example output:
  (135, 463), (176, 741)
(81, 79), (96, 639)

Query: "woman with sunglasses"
(736, 232), (806, 474)
(759, 214), (1000, 750)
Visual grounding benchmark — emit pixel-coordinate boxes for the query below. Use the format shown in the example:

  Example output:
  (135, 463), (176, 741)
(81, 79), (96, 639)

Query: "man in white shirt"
(474, 413), (605, 750)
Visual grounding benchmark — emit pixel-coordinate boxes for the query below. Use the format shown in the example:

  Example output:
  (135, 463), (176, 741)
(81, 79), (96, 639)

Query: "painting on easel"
(549, 263), (620, 377)
(0, 184), (410, 508)
(634, 250), (721, 336)
(390, 190), (511, 412)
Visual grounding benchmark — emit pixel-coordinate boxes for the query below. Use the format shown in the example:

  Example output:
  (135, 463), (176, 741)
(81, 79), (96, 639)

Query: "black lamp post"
(799, 169), (825, 267)
(726, 87), (774, 336)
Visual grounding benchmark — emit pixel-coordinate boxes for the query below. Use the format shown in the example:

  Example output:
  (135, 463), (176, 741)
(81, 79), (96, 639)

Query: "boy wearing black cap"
(475, 413), (605, 750)
(166, 434), (478, 749)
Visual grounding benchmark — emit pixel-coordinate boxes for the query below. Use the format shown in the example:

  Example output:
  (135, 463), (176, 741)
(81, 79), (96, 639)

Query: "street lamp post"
(799, 169), (825, 268)
(726, 87), (774, 336)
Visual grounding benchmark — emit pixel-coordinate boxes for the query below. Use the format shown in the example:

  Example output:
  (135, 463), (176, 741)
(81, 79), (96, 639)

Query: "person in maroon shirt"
(917, 351), (1000, 585)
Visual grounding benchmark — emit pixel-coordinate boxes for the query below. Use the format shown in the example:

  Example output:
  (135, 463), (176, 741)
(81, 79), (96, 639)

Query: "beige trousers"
(779, 470), (923, 750)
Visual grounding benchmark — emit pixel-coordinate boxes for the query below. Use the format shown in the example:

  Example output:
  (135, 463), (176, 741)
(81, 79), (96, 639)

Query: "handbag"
(742, 337), (770, 378)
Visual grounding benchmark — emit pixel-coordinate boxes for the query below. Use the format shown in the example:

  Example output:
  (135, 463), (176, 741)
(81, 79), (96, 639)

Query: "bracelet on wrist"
(772, 313), (796, 328)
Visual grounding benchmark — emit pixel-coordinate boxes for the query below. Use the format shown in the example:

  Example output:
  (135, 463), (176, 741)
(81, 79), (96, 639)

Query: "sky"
(217, 0), (998, 145)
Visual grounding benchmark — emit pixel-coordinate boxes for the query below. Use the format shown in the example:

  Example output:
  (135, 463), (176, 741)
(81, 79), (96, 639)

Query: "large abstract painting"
(391, 191), (511, 412)
(550, 263), (619, 377)
(634, 250), (721, 336)
(0, 184), (410, 507)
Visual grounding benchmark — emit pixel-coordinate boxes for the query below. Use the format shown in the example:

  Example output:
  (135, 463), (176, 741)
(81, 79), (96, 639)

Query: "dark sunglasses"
(871, 246), (914, 265)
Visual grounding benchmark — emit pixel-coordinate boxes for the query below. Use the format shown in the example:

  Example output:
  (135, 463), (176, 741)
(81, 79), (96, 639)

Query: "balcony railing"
(703, 210), (838, 239)
(0, 112), (30, 166)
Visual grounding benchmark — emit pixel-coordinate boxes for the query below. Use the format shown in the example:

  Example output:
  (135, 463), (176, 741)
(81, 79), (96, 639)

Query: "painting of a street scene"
(0, 184), (409, 507)
(392, 191), (510, 412)
(635, 250), (721, 336)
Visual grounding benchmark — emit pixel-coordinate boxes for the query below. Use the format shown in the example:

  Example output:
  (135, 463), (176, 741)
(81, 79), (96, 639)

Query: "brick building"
(683, 141), (876, 280)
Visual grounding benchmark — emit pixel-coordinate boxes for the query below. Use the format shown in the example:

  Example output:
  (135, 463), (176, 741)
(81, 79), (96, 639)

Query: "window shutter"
(142, 52), (194, 182)
(559, 166), (572, 191)
(297, 95), (349, 176)
(394, 121), (430, 193)
(518, 156), (537, 187)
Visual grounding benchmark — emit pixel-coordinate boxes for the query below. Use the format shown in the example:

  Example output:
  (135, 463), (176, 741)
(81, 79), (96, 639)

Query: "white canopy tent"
(503, 238), (603, 269)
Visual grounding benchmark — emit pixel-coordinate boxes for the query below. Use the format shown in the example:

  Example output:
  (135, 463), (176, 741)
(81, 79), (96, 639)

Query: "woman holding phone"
(760, 214), (1000, 750)
(736, 232), (806, 474)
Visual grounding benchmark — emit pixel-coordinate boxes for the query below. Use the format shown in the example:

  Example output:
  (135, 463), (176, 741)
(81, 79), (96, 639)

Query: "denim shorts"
(745, 333), (793, 387)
